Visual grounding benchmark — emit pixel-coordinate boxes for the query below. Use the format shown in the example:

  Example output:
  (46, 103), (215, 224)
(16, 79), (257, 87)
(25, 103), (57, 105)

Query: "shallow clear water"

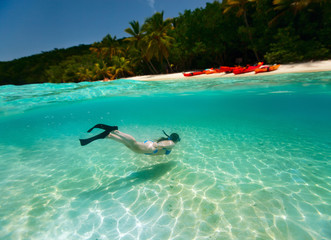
(0, 72), (331, 240)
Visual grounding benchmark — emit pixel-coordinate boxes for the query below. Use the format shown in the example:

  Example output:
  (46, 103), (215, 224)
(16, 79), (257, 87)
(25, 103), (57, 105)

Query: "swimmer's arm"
(156, 140), (175, 149)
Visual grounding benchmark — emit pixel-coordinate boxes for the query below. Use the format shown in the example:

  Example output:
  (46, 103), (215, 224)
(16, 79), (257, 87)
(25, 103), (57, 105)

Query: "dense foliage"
(1, 0), (330, 85)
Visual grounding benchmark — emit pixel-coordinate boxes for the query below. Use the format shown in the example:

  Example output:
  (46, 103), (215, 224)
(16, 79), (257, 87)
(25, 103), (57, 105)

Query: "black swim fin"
(87, 124), (118, 133)
(79, 124), (118, 146)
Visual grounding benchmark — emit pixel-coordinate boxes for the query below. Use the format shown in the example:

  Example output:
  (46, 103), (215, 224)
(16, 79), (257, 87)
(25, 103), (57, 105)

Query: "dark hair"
(169, 133), (180, 142)
(157, 132), (180, 143)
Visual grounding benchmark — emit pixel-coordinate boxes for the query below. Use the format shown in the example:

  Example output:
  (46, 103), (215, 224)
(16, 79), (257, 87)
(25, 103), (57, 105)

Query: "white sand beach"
(126, 60), (331, 81)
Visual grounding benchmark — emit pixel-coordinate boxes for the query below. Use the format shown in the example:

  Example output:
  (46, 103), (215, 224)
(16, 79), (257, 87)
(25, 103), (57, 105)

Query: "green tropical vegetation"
(0, 0), (330, 85)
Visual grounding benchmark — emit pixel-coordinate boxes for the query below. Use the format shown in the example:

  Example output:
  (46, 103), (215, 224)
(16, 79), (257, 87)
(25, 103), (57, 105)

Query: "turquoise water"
(0, 72), (331, 240)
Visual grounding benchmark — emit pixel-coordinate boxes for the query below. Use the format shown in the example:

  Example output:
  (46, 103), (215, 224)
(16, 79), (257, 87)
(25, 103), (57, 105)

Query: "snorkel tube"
(162, 130), (181, 143)
(162, 130), (170, 138)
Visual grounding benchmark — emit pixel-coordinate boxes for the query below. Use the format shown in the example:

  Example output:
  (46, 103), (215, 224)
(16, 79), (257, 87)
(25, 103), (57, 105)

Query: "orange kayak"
(255, 64), (280, 74)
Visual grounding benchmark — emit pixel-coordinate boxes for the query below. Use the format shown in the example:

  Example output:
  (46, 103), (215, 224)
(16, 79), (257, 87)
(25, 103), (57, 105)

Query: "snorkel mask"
(162, 130), (181, 143)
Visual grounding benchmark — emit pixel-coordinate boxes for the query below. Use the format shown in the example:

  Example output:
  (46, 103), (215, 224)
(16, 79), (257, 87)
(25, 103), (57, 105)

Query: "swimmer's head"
(169, 133), (181, 143)
(162, 130), (181, 143)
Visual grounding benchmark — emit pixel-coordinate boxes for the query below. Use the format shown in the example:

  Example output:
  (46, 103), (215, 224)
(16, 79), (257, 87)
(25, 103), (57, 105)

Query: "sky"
(0, 0), (214, 61)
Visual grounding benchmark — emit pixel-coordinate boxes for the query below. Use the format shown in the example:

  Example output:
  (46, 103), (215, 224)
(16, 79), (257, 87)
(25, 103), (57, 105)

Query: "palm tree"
(90, 34), (124, 63)
(223, 0), (260, 61)
(273, 0), (324, 12)
(125, 20), (158, 74)
(110, 56), (134, 79)
(77, 67), (94, 82)
(94, 62), (113, 80)
(125, 21), (144, 48)
(142, 11), (175, 72)
(89, 42), (103, 58)
(270, 0), (326, 25)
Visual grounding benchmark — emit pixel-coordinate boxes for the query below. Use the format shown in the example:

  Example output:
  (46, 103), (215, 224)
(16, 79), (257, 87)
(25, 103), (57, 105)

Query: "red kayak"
(233, 62), (264, 75)
(183, 71), (205, 77)
(216, 66), (235, 73)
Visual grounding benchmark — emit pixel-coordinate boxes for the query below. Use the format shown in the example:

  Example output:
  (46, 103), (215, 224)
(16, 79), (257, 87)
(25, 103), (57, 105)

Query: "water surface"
(0, 72), (331, 239)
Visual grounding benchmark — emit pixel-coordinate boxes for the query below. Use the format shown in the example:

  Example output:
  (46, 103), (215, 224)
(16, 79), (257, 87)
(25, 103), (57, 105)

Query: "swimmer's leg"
(109, 130), (137, 146)
(111, 130), (136, 143)
(108, 132), (132, 149)
(79, 124), (118, 146)
(108, 130), (140, 152)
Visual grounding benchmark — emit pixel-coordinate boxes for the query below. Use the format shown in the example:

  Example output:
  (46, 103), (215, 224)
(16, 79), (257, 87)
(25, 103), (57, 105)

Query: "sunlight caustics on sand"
(0, 71), (331, 239)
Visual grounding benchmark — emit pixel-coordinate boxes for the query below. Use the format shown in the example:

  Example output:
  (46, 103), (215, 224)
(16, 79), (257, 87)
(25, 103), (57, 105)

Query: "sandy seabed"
(125, 60), (331, 81)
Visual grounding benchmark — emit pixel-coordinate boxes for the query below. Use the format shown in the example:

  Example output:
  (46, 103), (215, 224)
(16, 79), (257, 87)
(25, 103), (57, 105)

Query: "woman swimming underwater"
(79, 124), (180, 156)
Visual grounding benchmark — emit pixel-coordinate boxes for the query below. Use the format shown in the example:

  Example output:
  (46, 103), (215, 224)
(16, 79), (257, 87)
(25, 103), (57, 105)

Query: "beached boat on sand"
(183, 71), (205, 77)
(183, 63), (266, 77)
(183, 66), (233, 77)
(255, 64), (280, 74)
(233, 62), (264, 75)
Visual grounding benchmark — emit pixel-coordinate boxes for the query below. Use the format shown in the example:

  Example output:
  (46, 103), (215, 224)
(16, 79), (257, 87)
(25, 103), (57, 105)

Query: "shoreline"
(124, 60), (331, 81)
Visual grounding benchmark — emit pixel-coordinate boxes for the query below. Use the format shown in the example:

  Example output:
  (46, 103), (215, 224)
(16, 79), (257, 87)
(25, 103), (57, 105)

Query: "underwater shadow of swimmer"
(80, 161), (177, 200)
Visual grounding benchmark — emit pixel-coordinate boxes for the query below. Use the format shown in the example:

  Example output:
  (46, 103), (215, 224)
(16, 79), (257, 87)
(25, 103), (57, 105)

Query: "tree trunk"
(148, 60), (158, 74)
(243, 11), (260, 62)
(142, 56), (158, 74)
(165, 57), (173, 73)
